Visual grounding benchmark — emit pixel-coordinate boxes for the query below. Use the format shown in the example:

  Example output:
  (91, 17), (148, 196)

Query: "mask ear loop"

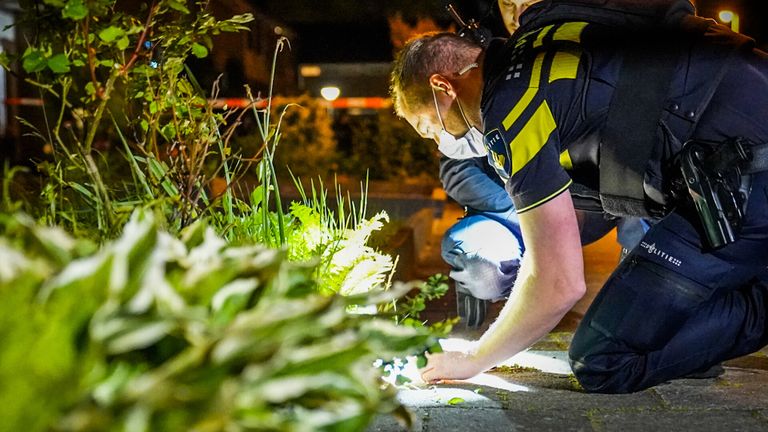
(455, 62), (479, 132)
(431, 62), (478, 134)
(455, 97), (474, 132)
(431, 85), (448, 131)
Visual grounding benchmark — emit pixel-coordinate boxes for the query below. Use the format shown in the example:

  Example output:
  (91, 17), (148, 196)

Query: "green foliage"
(0, 211), (434, 431)
(232, 94), (338, 180)
(379, 273), (451, 327)
(375, 274), (455, 387)
(12, 0), (255, 238)
(3, 3), (453, 428)
(0, 213), (100, 432)
(287, 202), (393, 296)
(338, 110), (439, 182)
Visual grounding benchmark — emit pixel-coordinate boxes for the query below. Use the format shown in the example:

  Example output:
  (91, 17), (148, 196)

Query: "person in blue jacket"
(439, 153), (648, 330)
(438, 155), (524, 329)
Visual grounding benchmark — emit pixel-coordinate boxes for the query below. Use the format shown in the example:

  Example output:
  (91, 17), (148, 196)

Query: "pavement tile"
(654, 368), (768, 410)
(596, 409), (767, 432)
(367, 408), (426, 432)
(725, 354), (768, 371)
(371, 364), (768, 431)
(369, 407), (596, 432)
(480, 373), (663, 412)
(490, 409), (594, 432)
(422, 407), (593, 432)
(421, 408), (522, 432)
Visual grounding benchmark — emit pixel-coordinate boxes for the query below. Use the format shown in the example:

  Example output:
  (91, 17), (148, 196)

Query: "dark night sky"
(251, 0), (767, 63)
(251, 0), (495, 62)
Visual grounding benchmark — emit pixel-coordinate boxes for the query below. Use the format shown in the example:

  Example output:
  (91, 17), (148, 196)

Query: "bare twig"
(120, 0), (158, 75)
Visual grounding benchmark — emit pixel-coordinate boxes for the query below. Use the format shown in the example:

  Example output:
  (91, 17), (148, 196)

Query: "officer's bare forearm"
(471, 256), (584, 369)
(470, 191), (586, 369)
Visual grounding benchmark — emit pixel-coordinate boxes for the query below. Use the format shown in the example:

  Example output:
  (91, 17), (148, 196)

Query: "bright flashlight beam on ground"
(718, 10), (740, 33)
(320, 86), (341, 101)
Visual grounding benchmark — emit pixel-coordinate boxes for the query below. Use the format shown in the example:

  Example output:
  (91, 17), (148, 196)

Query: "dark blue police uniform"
(480, 20), (768, 393)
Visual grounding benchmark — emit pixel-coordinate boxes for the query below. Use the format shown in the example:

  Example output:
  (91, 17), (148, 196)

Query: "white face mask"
(430, 65), (486, 160)
(437, 127), (488, 159)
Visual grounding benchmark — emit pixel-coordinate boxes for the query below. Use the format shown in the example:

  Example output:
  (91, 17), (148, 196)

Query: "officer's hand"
(419, 350), (484, 383)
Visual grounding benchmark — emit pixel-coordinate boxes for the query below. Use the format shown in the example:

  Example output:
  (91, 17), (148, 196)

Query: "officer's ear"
(429, 74), (457, 98)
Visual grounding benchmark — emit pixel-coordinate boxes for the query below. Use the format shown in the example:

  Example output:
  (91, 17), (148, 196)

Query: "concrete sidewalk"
(369, 337), (768, 432)
(377, 200), (768, 431)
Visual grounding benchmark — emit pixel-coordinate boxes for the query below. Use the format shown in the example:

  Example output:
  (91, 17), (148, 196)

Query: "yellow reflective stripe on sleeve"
(533, 24), (555, 48)
(549, 50), (581, 83)
(502, 52), (546, 131)
(510, 100), (557, 175)
(552, 22), (588, 43)
(559, 149), (573, 170)
(516, 179), (573, 214)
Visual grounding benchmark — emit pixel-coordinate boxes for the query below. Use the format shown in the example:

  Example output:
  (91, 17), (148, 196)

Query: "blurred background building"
(0, 0), (765, 166)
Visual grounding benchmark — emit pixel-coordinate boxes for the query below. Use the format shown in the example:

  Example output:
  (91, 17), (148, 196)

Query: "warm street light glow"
(718, 10), (733, 23)
(320, 86), (341, 101)
(718, 10), (740, 33)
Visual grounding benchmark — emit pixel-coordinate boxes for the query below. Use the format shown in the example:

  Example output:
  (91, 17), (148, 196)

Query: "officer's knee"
(569, 354), (640, 394)
(568, 334), (645, 394)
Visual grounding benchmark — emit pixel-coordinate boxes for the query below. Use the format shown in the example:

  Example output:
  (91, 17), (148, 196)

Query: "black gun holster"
(678, 138), (753, 249)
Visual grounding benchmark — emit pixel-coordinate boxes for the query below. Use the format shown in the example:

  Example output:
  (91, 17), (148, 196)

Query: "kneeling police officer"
(391, 0), (768, 393)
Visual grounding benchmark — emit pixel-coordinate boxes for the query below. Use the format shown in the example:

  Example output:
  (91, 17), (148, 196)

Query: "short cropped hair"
(390, 32), (482, 117)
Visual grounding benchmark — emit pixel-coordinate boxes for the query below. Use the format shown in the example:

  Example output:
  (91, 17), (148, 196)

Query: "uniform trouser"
(569, 171), (768, 393)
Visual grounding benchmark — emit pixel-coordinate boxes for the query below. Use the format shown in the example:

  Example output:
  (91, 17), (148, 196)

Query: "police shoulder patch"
(485, 128), (511, 177)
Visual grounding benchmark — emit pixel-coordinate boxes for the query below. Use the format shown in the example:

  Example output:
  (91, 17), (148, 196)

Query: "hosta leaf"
(211, 278), (259, 325)
(0, 242), (35, 283)
(359, 319), (432, 355)
(239, 373), (364, 405)
(105, 320), (175, 354)
(108, 210), (159, 299)
(92, 363), (142, 406)
(273, 334), (369, 376)
(40, 253), (112, 300)
(180, 219), (207, 249)
(291, 402), (369, 432)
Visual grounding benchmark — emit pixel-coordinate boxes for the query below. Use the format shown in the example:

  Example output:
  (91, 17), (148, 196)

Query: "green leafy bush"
(337, 110), (439, 183)
(232, 95), (338, 180)
(0, 210), (433, 431)
(12, 0), (254, 238)
(1, 2), (452, 429)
